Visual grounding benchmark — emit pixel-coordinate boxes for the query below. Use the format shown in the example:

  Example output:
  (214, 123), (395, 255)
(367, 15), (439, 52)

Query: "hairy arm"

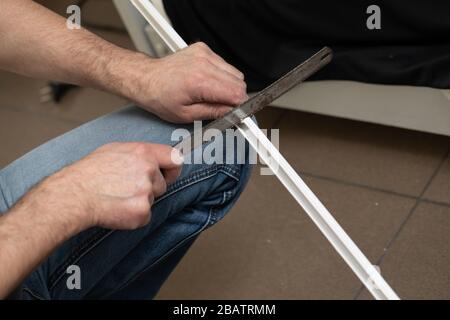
(0, 0), (127, 92)
(0, 0), (246, 298)
(0, 177), (87, 298)
(0, 0), (247, 123)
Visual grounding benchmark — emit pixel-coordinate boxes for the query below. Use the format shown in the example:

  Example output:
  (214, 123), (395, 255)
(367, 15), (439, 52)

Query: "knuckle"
(235, 87), (247, 102)
(195, 56), (209, 67)
(193, 48), (207, 58)
(236, 90), (245, 100)
(131, 213), (150, 229)
(132, 143), (148, 156)
(209, 108), (219, 119)
(133, 157), (146, 170)
(213, 108), (225, 119)
(142, 180), (152, 194)
(195, 52), (209, 67)
(159, 181), (168, 195)
(126, 200), (151, 229)
(147, 164), (157, 175)
(189, 70), (205, 85)
(139, 213), (151, 227)
(135, 198), (151, 215)
(145, 162), (159, 175)
(195, 41), (208, 50)
(141, 201), (151, 214)
(188, 72), (208, 92)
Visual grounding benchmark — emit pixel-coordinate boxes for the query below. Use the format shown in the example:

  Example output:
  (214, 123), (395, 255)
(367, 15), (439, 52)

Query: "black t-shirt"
(163, 0), (450, 91)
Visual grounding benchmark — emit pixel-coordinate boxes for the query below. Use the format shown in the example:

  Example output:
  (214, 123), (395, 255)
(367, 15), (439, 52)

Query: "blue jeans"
(0, 106), (252, 299)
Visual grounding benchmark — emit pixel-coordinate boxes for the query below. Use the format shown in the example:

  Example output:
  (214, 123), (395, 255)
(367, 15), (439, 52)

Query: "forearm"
(0, 0), (143, 96)
(0, 141), (183, 299)
(0, 173), (87, 298)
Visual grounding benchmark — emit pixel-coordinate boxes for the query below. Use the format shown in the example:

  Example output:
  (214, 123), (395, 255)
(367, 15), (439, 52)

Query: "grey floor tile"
(36, 86), (128, 124)
(81, 0), (126, 30)
(276, 111), (450, 196)
(358, 202), (450, 300)
(0, 109), (79, 168)
(38, 0), (125, 31)
(423, 154), (450, 205)
(0, 72), (47, 111)
(36, 0), (132, 48)
(156, 168), (415, 299)
(2, 0), (133, 123)
(0, 71), (127, 124)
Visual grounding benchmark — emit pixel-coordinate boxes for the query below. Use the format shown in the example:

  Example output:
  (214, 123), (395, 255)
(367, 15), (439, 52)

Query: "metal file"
(174, 47), (332, 154)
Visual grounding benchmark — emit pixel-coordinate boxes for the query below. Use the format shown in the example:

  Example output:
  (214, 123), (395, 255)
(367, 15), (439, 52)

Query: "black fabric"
(163, 0), (450, 91)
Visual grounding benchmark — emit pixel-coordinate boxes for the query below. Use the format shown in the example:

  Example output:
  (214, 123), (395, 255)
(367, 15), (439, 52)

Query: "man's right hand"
(40, 142), (183, 231)
(111, 42), (248, 123)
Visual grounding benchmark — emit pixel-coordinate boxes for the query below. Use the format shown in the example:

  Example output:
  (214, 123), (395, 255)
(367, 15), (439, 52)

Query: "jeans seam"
(22, 286), (46, 300)
(47, 164), (241, 292)
(209, 190), (234, 225)
(154, 164), (240, 205)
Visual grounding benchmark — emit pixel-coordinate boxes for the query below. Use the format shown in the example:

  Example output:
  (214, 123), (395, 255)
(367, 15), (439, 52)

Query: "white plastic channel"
(129, 0), (400, 300)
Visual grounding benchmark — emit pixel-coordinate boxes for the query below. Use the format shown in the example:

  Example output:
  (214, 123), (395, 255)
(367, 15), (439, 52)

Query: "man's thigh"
(0, 105), (252, 299)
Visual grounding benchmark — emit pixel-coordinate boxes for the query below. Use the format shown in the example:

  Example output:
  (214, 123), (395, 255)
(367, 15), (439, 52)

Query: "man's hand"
(0, 1), (247, 124)
(0, 142), (182, 297)
(45, 142), (183, 230)
(114, 43), (248, 123)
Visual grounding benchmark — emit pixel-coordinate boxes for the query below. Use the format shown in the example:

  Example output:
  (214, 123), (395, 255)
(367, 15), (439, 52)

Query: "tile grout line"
(300, 170), (450, 208)
(420, 198), (450, 208)
(296, 170), (450, 217)
(375, 148), (450, 263)
(298, 171), (419, 200)
(352, 148), (450, 300)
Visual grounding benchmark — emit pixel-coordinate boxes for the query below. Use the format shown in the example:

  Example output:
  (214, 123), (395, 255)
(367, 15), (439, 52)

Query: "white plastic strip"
(129, 0), (400, 300)
(237, 118), (399, 300)
(130, 0), (186, 52)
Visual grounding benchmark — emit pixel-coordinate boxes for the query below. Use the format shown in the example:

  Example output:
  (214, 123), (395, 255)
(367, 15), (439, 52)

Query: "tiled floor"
(1, 0), (450, 300)
(155, 113), (450, 300)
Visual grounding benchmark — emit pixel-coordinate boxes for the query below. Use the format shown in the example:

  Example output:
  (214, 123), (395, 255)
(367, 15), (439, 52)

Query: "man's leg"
(0, 106), (252, 299)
